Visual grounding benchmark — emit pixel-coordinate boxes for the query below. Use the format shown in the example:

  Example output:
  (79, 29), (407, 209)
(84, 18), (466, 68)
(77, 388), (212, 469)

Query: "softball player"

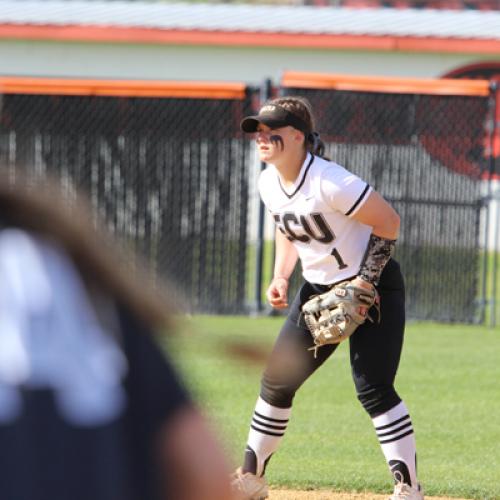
(231, 97), (424, 500)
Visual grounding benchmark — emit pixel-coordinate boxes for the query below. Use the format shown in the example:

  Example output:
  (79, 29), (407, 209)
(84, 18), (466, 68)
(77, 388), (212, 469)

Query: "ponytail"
(307, 131), (327, 158)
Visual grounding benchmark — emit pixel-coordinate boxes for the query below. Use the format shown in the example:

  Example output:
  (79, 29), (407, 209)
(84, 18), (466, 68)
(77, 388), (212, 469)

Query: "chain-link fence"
(280, 73), (493, 322)
(0, 75), (497, 321)
(0, 82), (256, 313)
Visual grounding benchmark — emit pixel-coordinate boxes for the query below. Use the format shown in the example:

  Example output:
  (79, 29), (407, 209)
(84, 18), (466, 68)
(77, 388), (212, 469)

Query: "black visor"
(240, 104), (309, 134)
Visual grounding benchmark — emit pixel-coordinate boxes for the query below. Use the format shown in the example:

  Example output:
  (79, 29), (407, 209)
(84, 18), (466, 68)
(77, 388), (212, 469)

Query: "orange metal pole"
(0, 76), (247, 100)
(281, 71), (490, 96)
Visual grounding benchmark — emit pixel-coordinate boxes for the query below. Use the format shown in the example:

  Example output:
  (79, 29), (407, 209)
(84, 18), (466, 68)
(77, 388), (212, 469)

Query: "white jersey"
(259, 153), (373, 285)
(0, 229), (127, 426)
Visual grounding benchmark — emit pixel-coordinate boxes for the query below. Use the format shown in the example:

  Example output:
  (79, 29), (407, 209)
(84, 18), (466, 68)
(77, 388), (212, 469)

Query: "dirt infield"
(270, 489), (471, 500)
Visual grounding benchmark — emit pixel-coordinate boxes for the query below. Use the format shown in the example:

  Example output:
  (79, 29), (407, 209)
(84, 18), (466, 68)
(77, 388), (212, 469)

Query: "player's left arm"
(351, 190), (400, 239)
(350, 190), (400, 287)
(320, 167), (399, 239)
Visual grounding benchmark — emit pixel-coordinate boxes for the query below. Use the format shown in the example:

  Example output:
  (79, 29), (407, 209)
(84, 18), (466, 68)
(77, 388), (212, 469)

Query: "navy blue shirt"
(0, 307), (190, 500)
(0, 229), (190, 500)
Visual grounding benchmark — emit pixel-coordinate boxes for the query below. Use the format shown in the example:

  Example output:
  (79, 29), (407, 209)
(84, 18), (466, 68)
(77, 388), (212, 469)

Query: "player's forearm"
(350, 191), (399, 285)
(273, 229), (299, 280)
(364, 213), (399, 285)
(371, 209), (400, 240)
(357, 234), (396, 286)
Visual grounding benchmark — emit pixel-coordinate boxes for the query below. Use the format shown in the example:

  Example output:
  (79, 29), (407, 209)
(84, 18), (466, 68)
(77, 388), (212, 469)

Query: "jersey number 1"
(331, 247), (348, 270)
(274, 212), (348, 270)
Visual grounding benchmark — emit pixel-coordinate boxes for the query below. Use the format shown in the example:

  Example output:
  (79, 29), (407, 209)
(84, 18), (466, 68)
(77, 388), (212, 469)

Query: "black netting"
(0, 92), (255, 314)
(0, 83), (492, 322)
(281, 88), (490, 322)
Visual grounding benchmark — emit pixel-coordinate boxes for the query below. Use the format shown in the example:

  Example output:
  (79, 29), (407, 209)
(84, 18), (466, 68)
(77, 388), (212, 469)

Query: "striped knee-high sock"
(372, 401), (419, 488)
(243, 397), (291, 477)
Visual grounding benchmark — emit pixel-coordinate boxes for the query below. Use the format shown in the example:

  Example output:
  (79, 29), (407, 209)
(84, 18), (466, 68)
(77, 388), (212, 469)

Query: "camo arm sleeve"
(358, 234), (396, 286)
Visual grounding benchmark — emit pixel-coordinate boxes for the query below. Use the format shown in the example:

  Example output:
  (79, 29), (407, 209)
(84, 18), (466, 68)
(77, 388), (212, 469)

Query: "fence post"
(489, 82), (499, 327)
(480, 81), (498, 326)
(254, 78), (273, 313)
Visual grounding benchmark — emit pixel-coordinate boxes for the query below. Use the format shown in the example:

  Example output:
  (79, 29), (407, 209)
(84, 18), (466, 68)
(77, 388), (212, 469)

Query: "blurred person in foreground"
(0, 172), (233, 500)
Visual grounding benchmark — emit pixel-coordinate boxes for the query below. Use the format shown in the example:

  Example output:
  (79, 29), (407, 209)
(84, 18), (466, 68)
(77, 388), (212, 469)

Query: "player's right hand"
(266, 277), (289, 309)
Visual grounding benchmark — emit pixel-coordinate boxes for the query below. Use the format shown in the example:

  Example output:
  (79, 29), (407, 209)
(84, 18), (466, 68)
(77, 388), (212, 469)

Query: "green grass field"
(166, 316), (500, 500)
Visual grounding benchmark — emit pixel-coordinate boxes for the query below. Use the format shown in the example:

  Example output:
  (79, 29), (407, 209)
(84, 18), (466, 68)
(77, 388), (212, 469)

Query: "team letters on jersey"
(274, 212), (334, 243)
(274, 212), (348, 270)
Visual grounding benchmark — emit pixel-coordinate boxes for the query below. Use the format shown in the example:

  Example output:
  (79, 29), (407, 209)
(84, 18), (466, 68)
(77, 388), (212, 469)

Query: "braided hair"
(266, 96), (327, 158)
